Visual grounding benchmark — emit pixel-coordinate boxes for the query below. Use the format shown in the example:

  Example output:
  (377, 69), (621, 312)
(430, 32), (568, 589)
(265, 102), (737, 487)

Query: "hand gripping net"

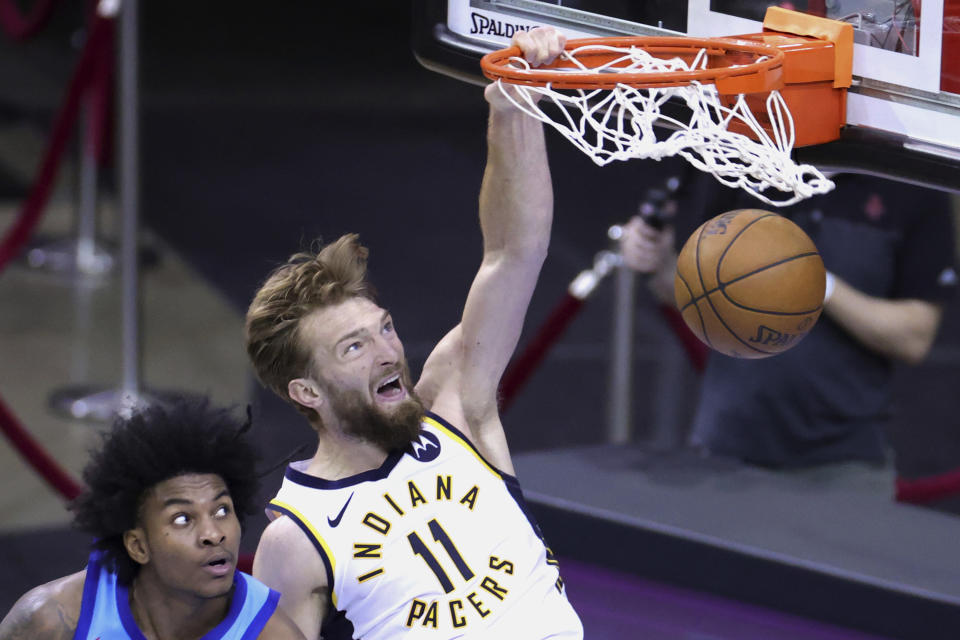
(491, 43), (835, 207)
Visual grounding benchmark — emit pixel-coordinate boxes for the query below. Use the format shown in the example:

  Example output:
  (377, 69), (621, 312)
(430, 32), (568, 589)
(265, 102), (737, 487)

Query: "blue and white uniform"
(268, 412), (583, 639)
(72, 550), (280, 640)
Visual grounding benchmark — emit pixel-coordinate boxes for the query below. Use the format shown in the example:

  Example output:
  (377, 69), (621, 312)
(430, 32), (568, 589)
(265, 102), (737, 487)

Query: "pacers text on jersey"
(351, 473), (521, 631)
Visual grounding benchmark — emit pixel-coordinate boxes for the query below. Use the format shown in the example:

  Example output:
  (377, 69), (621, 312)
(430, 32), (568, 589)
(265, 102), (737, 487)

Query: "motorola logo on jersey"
(407, 430), (441, 462)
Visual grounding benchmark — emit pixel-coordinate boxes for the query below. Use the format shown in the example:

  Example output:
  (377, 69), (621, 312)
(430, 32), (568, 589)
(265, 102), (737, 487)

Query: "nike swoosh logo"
(328, 492), (354, 527)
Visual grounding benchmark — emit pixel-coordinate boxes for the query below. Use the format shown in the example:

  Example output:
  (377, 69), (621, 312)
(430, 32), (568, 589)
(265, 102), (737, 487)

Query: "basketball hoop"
(481, 9), (854, 207)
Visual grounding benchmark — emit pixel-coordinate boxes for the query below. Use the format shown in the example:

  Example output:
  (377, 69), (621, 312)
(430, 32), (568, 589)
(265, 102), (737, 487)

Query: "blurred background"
(0, 1), (958, 637)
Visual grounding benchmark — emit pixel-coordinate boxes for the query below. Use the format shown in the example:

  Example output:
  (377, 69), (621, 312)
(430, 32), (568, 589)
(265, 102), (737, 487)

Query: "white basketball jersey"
(268, 412), (583, 639)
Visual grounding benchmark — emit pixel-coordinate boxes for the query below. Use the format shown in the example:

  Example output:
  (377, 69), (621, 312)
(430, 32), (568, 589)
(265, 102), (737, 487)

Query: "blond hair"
(245, 234), (376, 415)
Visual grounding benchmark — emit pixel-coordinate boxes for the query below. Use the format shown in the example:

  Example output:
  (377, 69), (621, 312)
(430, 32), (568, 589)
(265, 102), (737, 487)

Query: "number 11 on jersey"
(408, 518), (474, 593)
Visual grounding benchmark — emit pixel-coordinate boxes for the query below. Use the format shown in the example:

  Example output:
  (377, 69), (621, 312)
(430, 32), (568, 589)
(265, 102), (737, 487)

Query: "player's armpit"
(254, 516), (329, 640)
(0, 573), (84, 640)
(420, 327), (518, 473)
(416, 325), (463, 410)
(257, 605), (307, 640)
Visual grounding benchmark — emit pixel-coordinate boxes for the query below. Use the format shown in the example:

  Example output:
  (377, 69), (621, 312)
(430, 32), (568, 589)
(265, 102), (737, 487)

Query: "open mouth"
(204, 556), (232, 577)
(375, 374), (405, 400)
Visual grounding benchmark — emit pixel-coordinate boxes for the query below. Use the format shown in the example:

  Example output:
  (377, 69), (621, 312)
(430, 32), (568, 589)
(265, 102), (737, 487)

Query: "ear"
(288, 377), (325, 412)
(124, 528), (150, 566)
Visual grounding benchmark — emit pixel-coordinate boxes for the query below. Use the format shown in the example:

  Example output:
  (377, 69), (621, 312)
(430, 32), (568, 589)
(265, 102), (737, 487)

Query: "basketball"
(674, 209), (826, 359)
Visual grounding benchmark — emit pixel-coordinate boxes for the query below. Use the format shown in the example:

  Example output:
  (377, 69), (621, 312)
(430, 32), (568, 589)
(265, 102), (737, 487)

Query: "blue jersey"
(72, 550), (280, 640)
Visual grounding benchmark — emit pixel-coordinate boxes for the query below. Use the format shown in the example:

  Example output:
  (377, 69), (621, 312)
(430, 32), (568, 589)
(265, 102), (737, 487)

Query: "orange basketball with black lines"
(674, 209), (825, 359)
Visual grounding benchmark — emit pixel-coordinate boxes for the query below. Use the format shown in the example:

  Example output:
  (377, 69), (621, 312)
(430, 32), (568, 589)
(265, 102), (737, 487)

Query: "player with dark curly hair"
(0, 397), (304, 640)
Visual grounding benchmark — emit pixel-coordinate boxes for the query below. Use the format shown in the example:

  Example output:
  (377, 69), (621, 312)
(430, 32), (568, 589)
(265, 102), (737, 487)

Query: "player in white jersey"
(267, 414), (577, 638)
(245, 26), (583, 640)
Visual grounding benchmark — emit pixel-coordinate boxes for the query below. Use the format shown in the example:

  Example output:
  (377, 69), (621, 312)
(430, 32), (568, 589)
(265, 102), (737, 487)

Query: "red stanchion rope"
(238, 554), (254, 574)
(498, 251), (626, 412)
(0, 391), (83, 500)
(0, 12), (113, 271)
(84, 14), (113, 164)
(0, 0), (59, 41)
(499, 293), (585, 413)
(896, 469), (960, 504)
(0, 12), (252, 563)
(658, 303), (708, 373)
(0, 12), (113, 503)
(0, 388), (259, 570)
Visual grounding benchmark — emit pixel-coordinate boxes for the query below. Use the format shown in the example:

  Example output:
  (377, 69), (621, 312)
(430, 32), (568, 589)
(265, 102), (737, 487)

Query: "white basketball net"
(495, 44), (835, 206)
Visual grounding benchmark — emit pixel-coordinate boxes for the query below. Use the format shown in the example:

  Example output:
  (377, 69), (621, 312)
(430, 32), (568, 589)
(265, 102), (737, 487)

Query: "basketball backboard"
(413, 0), (960, 193)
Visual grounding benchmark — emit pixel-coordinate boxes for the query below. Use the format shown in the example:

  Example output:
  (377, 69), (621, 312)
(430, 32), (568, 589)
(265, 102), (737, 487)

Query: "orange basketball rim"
(481, 7), (854, 151)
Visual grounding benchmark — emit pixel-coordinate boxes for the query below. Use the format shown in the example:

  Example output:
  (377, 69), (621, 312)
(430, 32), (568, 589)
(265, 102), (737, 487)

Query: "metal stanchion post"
(633, 180), (687, 450)
(24, 94), (116, 278)
(21, 14), (117, 279)
(606, 225), (635, 444)
(117, 0), (140, 404)
(76, 97), (112, 275)
(648, 325), (689, 450)
(602, 175), (690, 448)
(50, 0), (157, 421)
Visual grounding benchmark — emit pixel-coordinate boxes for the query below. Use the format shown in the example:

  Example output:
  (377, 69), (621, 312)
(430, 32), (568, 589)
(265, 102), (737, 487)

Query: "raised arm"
(420, 28), (566, 471)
